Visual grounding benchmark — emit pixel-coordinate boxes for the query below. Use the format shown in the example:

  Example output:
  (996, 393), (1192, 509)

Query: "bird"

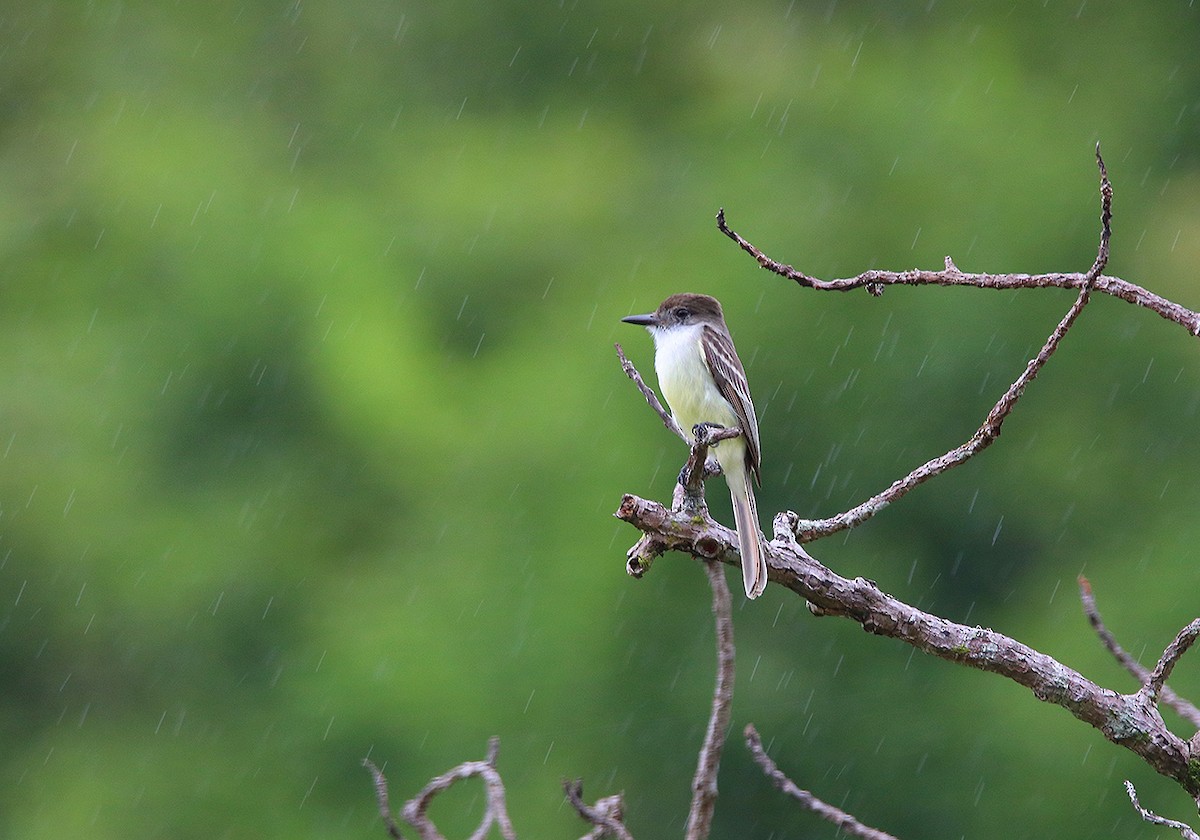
(621, 293), (767, 598)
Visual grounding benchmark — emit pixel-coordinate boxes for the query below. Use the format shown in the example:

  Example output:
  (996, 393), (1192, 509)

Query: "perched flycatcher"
(622, 293), (768, 599)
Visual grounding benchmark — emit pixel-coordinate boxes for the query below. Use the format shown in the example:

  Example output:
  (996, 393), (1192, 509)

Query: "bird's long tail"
(729, 471), (767, 599)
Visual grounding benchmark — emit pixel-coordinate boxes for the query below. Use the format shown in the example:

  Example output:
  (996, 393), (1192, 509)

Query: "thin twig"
(1078, 575), (1153, 674)
(1090, 143), (1113, 279)
(1079, 577), (1200, 727)
(616, 342), (687, 441)
(685, 559), (736, 840)
(1124, 780), (1200, 840)
(403, 734), (516, 840)
(744, 725), (901, 840)
(564, 780), (635, 840)
(766, 148), (1111, 542)
(674, 422), (741, 515)
(790, 256), (1096, 542)
(717, 149), (1200, 337)
(363, 759), (406, 839)
(365, 738), (516, 840)
(1143, 619), (1200, 705)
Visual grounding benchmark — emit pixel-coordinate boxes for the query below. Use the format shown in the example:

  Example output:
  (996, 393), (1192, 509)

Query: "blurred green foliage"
(1, 1), (1199, 837)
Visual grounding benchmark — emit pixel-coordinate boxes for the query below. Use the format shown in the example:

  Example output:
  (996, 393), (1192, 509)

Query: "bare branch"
(407, 737), (515, 840)
(624, 530), (664, 580)
(1090, 143), (1113, 280)
(363, 759), (406, 839)
(1142, 618), (1200, 705)
(564, 780), (635, 840)
(612, 146), (1200, 814)
(1079, 576), (1154, 677)
(745, 724), (902, 840)
(365, 738), (516, 840)
(674, 423), (740, 513)
(627, 154), (1112, 546)
(717, 148), (1200, 337)
(790, 266), (1095, 542)
(614, 496), (1199, 798)
(685, 559), (736, 840)
(1124, 780), (1200, 840)
(621, 410), (741, 580)
(773, 148), (1112, 541)
(1079, 576), (1200, 727)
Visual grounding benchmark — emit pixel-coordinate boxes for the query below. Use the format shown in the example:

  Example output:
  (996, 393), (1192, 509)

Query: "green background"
(2, 2), (1199, 837)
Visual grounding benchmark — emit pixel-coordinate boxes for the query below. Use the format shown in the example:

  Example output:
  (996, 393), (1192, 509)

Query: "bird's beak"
(621, 312), (657, 327)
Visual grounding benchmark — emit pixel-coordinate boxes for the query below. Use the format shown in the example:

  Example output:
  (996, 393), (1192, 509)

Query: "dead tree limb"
(564, 780), (635, 840)
(1078, 576), (1200, 728)
(745, 724), (902, 840)
(740, 145), (1109, 542)
(566, 553), (737, 840)
(363, 738), (516, 840)
(685, 559), (736, 840)
(717, 146), (1199, 338)
(614, 493), (1200, 802)
(1143, 619), (1200, 706)
(616, 145), (1200, 807)
(785, 259), (1096, 542)
(622, 414), (742, 580)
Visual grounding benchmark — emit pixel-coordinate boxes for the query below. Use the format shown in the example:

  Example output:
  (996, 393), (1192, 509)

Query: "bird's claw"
(692, 422), (726, 446)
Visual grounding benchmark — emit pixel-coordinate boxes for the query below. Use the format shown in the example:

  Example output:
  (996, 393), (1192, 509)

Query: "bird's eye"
(673, 307), (689, 320)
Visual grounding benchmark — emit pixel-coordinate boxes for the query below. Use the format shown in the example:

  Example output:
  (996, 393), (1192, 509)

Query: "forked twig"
(617, 375), (743, 579)
(789, 267), (1096, 541)
(1142, 618), (1200, 705)
(1078, 576), (1200, 727)
(616, 493), (1200, 798)
(777, 147), (1111, 541)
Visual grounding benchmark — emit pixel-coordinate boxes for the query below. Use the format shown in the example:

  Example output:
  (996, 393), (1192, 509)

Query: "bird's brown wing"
(701, 324), (761, 485)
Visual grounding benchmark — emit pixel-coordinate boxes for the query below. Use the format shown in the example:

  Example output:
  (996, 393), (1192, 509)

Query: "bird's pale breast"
(652, 324), (743, 471)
